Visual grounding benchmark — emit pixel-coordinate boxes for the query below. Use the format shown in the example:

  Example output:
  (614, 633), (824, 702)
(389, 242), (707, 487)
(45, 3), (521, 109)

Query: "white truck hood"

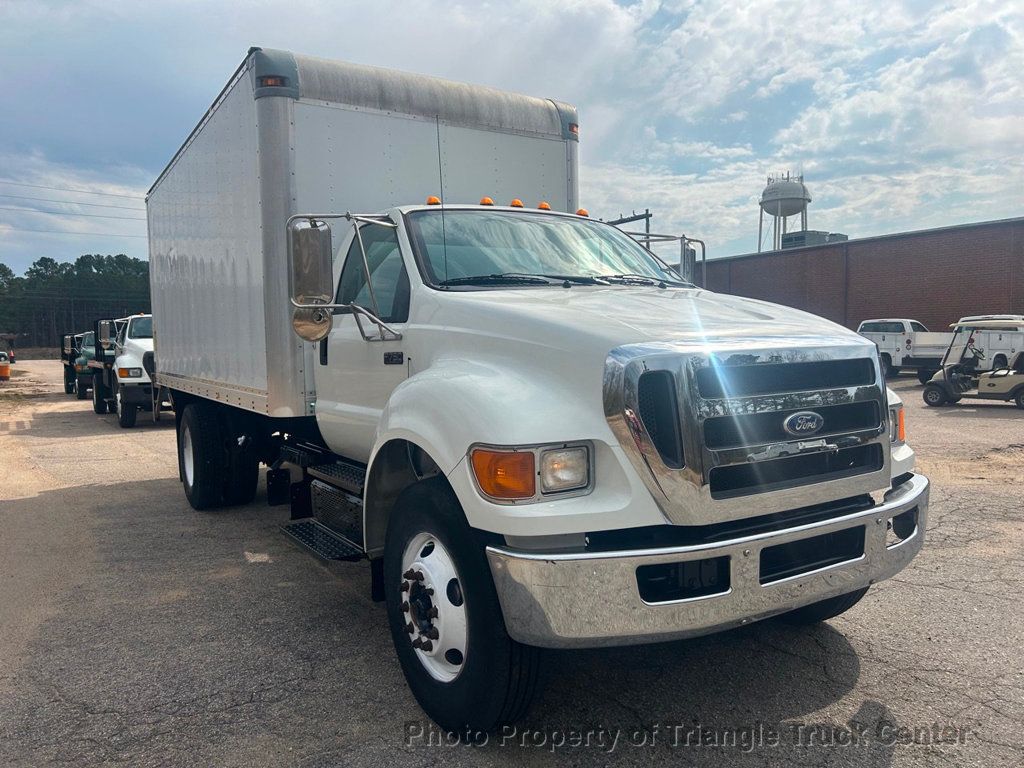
(432, 286), (871, 358)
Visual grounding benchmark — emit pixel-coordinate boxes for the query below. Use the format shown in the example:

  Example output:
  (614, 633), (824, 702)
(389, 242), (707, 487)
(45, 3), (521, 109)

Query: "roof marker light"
(480, 197), (494, 206)
(510, 199), (524, 208)
(258, 76), (286, 87)
(537, 201), (551, 210)
(576, 208), (589, 217)
(426, 196), (441, 205)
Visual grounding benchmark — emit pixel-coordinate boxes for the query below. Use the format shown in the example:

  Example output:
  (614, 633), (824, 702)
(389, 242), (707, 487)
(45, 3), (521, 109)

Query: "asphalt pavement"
(1, 360), (1021, 767)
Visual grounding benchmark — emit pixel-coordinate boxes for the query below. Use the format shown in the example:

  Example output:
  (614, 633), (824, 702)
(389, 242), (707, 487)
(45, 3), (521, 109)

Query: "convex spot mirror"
(289, 217), (334, 342)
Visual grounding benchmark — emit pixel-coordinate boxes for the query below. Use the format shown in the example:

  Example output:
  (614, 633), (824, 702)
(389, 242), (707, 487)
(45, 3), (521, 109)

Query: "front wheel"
(923, 384), (948, 407)
(115, 382), (137, 428)
(780, 587), (869, 625)
(75, 378), (88, 400)
(91, 375), (108, 414)
(384, 478), (541, 732)
(1015, 390), (1024, 410)
(64, 371), (75, 395)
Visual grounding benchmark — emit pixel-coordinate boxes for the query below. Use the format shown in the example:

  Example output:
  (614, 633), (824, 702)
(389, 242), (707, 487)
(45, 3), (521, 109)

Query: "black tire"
(177, 402), (227, 510)
(115, 381), (138, 428)
(880, 355), (895, 379)
(916, 369), (936, 385)
(1015, 390), (1024, 410)
(64, 371), (75, 395)
(75, 378), (88, 400)
(384, 478), (541, 732)
(922, 384), (948, 407)
(780, 587), (869, 625)
(91, 375), (108, 414)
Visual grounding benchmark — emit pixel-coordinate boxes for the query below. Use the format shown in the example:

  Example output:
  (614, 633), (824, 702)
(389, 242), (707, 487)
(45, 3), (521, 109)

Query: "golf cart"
(922, 320), (1024, 409)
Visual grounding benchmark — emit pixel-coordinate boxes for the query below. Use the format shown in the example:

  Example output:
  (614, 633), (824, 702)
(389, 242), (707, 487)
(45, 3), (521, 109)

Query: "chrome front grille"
(604, 341), (891, 526)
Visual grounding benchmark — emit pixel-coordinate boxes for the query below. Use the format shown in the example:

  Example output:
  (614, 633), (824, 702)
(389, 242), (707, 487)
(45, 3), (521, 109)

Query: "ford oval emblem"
(783, 410), (824, 437)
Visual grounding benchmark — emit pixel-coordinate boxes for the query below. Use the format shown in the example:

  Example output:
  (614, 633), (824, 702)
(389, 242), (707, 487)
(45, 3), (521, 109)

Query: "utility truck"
(856, 319), (952, 383)
(148, 48), (929, 731)
(61, 331), (95, 398)
(90, 314), (159, 427)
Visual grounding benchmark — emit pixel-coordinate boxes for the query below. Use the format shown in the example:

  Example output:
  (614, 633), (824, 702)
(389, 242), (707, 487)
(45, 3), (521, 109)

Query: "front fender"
(365, 358), (665, 541)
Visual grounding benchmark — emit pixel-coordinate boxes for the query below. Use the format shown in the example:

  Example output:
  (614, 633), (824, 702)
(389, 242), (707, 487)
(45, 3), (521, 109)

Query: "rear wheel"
(91, 375), (108, 414)
(781, 587), (869, 625)
(923, 384), (948, 407)
(1015, 390), (1024, 410)
(384, 478), (541, 731)
(177, 403), (226, 510)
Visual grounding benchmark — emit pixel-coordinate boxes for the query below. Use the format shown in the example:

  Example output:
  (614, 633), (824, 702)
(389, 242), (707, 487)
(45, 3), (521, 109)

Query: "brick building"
(704, 216), (1024, 331)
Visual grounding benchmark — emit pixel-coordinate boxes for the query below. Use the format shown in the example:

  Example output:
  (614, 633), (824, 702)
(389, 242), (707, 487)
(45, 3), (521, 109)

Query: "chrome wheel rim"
(400, 531), (467, 683)
(182, 424), (195, 486)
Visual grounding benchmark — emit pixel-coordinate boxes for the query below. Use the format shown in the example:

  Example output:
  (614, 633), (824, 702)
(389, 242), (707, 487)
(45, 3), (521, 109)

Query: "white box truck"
(148, 48), (929, 731)
(856, 318), (953, 383)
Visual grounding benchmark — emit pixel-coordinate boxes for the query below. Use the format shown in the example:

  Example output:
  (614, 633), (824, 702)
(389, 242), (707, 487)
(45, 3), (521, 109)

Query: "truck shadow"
(5, 394), (176, 437)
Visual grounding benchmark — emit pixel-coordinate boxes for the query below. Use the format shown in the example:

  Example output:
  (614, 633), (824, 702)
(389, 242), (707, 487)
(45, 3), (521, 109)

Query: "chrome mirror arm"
(289, 298), (402, 342)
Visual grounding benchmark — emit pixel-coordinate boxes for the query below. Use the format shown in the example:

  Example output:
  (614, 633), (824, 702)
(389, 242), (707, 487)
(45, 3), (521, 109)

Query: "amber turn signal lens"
(471, 449), (535, 499)
(897, 408), (906, 443)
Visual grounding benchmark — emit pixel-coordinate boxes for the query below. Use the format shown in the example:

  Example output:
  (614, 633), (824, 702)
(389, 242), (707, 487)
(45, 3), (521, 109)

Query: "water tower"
(758, 172), (811, 251)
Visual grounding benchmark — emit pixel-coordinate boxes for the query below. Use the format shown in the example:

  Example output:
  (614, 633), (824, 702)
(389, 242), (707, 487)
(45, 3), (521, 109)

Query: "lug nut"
(425, 627), (439, 640)
(400, 581), (410, 592)
(403, 569), (416, 579)
(405, 621), (414, 634)
(411, 637), (423, 649)
(401, 601), (410, 612)
(426, 606), (439, 619)
(420, 640), (433, 652)
(424, 588), (434, 596)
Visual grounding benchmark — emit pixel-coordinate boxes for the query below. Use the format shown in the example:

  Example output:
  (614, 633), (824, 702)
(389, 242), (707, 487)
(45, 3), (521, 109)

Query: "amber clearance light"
(471, 449), (535, 499)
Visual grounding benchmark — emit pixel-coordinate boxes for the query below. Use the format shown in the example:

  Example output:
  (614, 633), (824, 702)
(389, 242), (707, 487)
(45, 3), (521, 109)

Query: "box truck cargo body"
(148, 48), (579, 417)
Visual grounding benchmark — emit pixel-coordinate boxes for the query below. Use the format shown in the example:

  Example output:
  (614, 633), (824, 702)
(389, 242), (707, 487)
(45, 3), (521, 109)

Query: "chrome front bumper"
(486, 473), (929, 649)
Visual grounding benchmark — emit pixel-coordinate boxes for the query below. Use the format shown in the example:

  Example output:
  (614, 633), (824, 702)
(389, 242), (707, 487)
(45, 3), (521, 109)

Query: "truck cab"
(89, 314), (155, 427)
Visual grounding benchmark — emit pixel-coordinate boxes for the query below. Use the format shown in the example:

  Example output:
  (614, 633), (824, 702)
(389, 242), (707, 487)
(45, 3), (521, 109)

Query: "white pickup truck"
(147, 48), (929, 731)
(856, 319), (952, 383)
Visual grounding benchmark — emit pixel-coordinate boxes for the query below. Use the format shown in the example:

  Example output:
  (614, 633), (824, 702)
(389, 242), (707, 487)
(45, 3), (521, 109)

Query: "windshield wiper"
(438, 273), (556, 287)
(599, 273), (692, 288)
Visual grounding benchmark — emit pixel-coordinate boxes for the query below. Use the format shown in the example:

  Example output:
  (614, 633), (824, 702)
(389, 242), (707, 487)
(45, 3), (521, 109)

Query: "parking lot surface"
(1, 360), (1022, 767)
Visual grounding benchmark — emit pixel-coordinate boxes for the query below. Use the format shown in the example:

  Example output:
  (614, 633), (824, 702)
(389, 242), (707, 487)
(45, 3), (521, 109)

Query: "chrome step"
(281, 519), (364, 562)
(307, 459), (366, 495)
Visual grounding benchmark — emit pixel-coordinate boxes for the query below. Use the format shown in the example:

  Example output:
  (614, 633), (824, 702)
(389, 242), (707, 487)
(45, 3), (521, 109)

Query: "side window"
(910, 321), (928, 332)
(335, 225), (410, 324)
(860, 323), (880, 333)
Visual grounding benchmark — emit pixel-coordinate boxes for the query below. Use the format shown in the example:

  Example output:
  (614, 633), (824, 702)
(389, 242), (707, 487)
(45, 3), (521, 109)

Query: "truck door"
(314, 224), (410, 462)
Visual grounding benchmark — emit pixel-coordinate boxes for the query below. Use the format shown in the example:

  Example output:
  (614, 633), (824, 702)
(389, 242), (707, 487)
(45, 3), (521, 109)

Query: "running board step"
(281, 519), (364, 562)
(307, 459), (366, 495)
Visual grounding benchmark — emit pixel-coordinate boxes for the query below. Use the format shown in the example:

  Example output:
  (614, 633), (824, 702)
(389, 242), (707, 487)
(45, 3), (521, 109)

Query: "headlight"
(470, 443), (592, 502)
(118, 367), (143, 378)
(889, 405), (906, 444)
(540, 447), (589, 493)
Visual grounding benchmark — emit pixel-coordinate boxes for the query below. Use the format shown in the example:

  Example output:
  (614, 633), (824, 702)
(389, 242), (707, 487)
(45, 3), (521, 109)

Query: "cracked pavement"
(1, 361), (1022, 766)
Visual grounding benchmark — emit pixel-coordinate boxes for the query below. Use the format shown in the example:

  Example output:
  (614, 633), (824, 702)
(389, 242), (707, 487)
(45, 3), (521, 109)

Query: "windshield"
(128, 316), (153, 339)
(406, 210), (685, 287)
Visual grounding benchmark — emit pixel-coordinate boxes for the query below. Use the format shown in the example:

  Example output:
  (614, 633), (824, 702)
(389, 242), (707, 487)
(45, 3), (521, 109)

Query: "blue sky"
(1, 0), (1021, 274)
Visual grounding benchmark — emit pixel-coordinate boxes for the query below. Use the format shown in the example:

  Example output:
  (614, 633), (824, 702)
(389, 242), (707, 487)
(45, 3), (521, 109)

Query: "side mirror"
(288, 217), (334, 342)
(99, 320), (113, 349)
(62, 335), (73, 356)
